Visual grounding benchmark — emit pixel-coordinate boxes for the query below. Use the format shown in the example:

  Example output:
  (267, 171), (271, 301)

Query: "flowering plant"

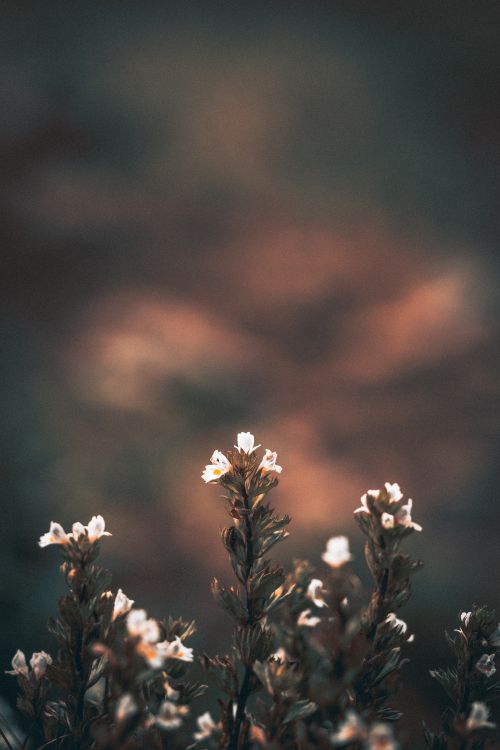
(3, 433), (498, 749)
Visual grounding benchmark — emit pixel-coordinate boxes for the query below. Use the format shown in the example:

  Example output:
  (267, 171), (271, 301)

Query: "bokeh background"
(1, 0), (500, 741)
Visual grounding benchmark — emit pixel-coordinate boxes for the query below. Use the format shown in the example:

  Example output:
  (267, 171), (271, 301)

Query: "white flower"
(71, 522), (86, 539)
(476, 654), (496, 678)
(466, 702), (496, 731)
(156, 700), (187, 730)
(202, 450), (231, 483)
(5, 650), (29, 677)
(394, 500), (422, 531)
(29, 651), (52, 679)
(113, 589), (135, 620)
(87, 515), (112, 542)
(306, 578), (328, 608)
(384, 483), (403, 503)
(258, 449), (282, 474)
(235, 432), (260, 454)
(297, 609), (321, 627)
(161, 636), (194, 662)
(354, 490), (380, 515)
(331, 710), (366, 744)
(385, 613), (408, 635)
(461, 611), (472, 627)
(321, 535), (353, 568)
(381, 513), (394, 529)
(127, 609), (160, 644)
(272, 647), (288, 662)
(38, 522), (69, 547)
(115, 693), (138, 722)
(368, 722), (398, 750)
(193, 711), (218, 741)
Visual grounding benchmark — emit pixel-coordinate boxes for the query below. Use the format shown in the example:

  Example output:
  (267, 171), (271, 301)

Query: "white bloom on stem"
(394, 499), (422, 531)
(354, 490), (380, 515)
(115, 693), (138, 722)
(461, 611), (472, 627)
(38, 522), (69, 547)
(384, 482), (403, 503)
(71, 522), (86, 540)
(235, 432), (260, 454)
(306, 578), (328, 608)
(201, 450), (231, 483)
(194, 711), (218, 741)
(156, 700), (186, 730)
(385, 613), (408, 635)
(87, 515), (112, 542)
(466, 702), (496, 731)
(476, 654), (496, 678)
(161, 636), (194, 662)
(127, 609), (160, 643)
(29, 651), (52, 679)
(258, 449), (282, 474)
(113, 589), (135, 620)
(368, 722), (398, 750)
(5, 650), (29, 677)
(321, 535), (353, 568)
(381, 513), (394, 529)
(331, 710), (366, 744)
(297, 609), (321, 628)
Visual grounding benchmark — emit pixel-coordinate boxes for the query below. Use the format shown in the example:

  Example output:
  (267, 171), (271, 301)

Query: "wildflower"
(461, 611), (472, 627)
(113, 589), (135, 620)
(235, 431), (260, 454)
(475, 653), (496, 678)
(297, 609), (321, 628)
(331, 710), (366, 744)
(354, 490), (380, 515)
(368, 723), (398, 750)
(115, 693), (138, 722)
(466, 702), (496, 731)
(383, 482), (403, 503)
(156, 700), (187, 730)
(385, 613), (408, 635)
(161, 635), (194, 662)
(194, 711), (218, 741)
(271, 647), (288, 662)
(29, 651), (52, 679)
(126, 609), (160, 644)
(5, 650), (29, 677)
(306, 578), (328, 608)
(71, 521), (86, 539)
(258, 448), (282, 474)
(321, 535), (353, 568)
(38, 522), (69, 547)
(202, 450), (231, 483)
(381, 500), (422, 532)
(86, 515), (112, 542)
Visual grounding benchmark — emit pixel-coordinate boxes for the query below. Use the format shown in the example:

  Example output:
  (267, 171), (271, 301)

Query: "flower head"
(29, 651), (52, 679)
(194, 711), (218, 741)
(113, 589), (135, 620)
(461, 611), (472, 628)
(476, 653), (496, 678)
(156, 700), (187, 730)
(322, 535), (353, 568)
(162, 635), (194, 662)
(385, 613), (408, 635)
(87, 515), (112, 542)
(127, 609), (160, 643)
(355, 490), (380, 515)
(306, 578), (328, 608)
(384, 482), (403, 503)
(331, 710), (366, 744)
(202, 450), (231, 483)
(38, 522), (69, 548)
(5, 650), (29, 677)
(258, 449), (282, 474)
(235, 432), (260, 454)
(466, 702), (496, 731)
(297, 609), (321, 628)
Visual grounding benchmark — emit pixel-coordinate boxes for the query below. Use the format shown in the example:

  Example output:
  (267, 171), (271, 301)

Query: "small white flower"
(466, 702), (496, 731)
(461, 611), (472, 627)
(368, 722), (398, 750)
(87, 515), (112, 542)
(71, 522), (86, 539)
(394, 499), (422, 531)
(202, 450), (231, 483)
(5, 650), (29, 677)
(115, 693), (138, 722)
(354, 490), (380, 515)
(272, 647), (288, 662)
(113, 589), (135, 620)
(385, 613), (408, 635)
(321, 535), (353, 568)
(161, 636), (194, 662)
(126, 609), (160, 644)
(384, 483), (403, 503)
(297, 609), (321, 628)
(258, 449), (282, 474)
(29, 651), (52, 679)
(476, 654), (496, 678)
(381, 513), (394, 529)
(194, 711), (218, 741)
(38, 522), (69, 548)
(331, 710), (366, 744)
(306, 578), (328, 608)
(235, 432), (260, 454)
(156, 700), (186, 731)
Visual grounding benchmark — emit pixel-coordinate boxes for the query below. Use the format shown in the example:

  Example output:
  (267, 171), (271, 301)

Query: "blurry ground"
(1, 1), (500, 739)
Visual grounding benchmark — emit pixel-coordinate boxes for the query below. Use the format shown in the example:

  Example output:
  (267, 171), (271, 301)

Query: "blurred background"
(1, 0), (499, 740)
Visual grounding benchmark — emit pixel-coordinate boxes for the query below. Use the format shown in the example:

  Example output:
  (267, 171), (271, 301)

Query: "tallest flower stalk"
(202, 432), (289, 750)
